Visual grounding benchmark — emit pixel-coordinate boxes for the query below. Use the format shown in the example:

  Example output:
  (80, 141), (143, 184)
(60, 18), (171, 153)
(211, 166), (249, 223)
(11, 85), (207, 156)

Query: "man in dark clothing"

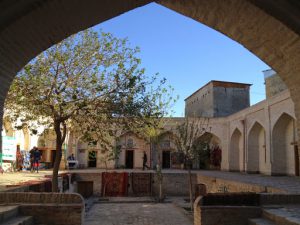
(143, 151), (149, 170)
(33, 148), (41, 173)
(29, 147), (36, 172)
(67, 153), (75, 160)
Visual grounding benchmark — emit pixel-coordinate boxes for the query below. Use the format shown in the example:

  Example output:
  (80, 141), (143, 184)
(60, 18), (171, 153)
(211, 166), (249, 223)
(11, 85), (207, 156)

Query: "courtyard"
(1, 169), (300, 224)
(0, 2), (300, 224)
(85, 200), (192, 225)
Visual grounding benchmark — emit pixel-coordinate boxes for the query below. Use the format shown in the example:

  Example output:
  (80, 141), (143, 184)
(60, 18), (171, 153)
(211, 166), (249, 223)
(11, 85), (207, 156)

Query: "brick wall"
(194, 193), (300, 225)
(152, 172), (197, 196)
(20, 204), (83, 225)
(196, 174), (283, 194)
(74, 172), (102, 196)
(265, 74), (288, 98)
(195, 206), (261, 225)
(72, 172), (285, 198)
(194, 194), (261, 225)
(0, 192), (84, 225)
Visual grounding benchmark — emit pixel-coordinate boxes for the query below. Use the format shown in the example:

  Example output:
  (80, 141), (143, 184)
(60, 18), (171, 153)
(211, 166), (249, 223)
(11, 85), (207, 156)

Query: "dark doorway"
(88, 151), (97, 167)
(162, 151), (171, 169)
(126, 150), (134, 169)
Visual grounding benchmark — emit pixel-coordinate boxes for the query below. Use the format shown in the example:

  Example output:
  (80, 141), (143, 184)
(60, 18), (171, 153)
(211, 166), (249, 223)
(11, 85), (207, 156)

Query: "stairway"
(249, 206), (300, 225)
(0, 205), (33, 225)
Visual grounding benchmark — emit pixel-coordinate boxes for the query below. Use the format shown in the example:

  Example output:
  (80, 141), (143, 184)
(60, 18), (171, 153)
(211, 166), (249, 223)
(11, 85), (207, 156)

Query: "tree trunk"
(159, 179), (163, 201)
(188, 168), (193, 211)
(52, 120), (65, 192)
(156, 145), (164, 202)
(103, 160), (108, 197)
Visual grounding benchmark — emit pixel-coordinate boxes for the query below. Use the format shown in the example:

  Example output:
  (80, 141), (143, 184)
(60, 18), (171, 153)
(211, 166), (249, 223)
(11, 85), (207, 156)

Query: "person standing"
(29, 147), (36, 172)
(67, 153), (75, 160)
(33, 148), (41, 173)
(16, 150), (23, 171)
(143, 151), (149, 170)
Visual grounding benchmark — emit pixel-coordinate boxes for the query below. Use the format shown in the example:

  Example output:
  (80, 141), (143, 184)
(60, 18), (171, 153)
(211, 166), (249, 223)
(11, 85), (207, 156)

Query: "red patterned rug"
(102, 172), (128, 197)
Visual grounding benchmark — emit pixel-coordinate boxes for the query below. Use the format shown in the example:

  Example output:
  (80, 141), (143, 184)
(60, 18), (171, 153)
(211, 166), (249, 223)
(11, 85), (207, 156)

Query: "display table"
(67, 160), (79, 169)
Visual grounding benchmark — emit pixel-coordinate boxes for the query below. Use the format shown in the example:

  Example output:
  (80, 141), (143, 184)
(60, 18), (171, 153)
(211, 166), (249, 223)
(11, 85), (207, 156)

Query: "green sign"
(2, 136), (16, 161)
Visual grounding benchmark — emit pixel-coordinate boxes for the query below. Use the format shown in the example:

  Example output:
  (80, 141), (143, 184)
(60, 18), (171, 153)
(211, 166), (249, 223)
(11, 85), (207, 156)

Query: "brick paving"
(84, 202), (192, 225)
(264, 205), (300, 224)
(0, 170), (53, 191)
(1, 169), (299, 224)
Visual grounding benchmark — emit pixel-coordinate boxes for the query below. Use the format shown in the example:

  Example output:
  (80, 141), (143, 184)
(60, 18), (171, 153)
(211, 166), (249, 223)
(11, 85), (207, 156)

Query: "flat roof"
(184, 80), (252, 101)
(263, 69), (276, 79)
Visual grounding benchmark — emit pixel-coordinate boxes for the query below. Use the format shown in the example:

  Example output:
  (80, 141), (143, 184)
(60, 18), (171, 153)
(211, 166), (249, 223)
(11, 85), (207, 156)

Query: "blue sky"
(94, 3), (270, 117)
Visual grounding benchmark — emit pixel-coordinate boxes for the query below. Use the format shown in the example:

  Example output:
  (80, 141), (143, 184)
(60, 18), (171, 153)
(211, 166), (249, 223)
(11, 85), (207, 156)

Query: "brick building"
(64, 70), (298, 176)
(3, 70), (299, 176)
(185, 80), (251, 117)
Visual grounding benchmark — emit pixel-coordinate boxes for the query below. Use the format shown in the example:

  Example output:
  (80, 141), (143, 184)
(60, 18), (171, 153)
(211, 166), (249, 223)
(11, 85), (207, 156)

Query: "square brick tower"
(185, 80), (251, 117)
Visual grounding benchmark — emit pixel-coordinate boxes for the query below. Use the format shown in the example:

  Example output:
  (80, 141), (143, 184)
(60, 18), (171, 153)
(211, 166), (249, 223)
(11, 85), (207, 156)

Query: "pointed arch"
(193, 132), (222, 169)
(155, 131), (178, 169)
(247, 122), (265, 173)
(157, 130), (177, 148)
(194, 132), (221, 147)
(272, 113), (296, 175)
(117, 131), (150, 169)
(272, 112), (295, 128)
(229, 128), (242, 172)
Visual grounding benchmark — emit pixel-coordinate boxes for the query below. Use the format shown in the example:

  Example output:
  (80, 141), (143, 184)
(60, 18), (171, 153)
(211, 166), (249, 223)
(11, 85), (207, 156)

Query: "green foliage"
(193, 142), (211, 169)
(6, 28), (175, 142)
(5, 28), (175, 191)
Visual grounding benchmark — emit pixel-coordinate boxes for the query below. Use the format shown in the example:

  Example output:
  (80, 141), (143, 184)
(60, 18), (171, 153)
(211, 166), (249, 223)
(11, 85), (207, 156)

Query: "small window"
(161, 140), (171, 148)
(127, 138), (134, 148)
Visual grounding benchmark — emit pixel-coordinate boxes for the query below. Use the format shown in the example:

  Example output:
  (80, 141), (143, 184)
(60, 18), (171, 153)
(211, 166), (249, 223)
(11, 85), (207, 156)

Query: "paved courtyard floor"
(0, 170), (53, 191)
(85, 202), (192, 225)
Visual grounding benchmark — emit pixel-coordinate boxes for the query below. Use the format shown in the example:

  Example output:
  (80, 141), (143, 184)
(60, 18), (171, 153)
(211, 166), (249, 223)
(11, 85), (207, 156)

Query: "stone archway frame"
(0, 0), (300, 151)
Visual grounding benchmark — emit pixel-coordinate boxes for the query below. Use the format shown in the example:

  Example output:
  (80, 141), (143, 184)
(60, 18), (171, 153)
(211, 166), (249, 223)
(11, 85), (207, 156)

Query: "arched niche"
(272, 113), (297, 176)
(156, 131), (177, 169)
(118, 132), (149, 169)
(229, 128), (243, 172)
(193, 132), (222, 170)
(247, 122), (265, 174)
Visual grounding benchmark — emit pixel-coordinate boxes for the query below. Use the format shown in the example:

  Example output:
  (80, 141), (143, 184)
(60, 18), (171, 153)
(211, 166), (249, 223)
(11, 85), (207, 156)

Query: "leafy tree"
(193, 133), (213, 169)
(173, 117), (210, 210)
(5, 29), (174, 192)
(142, 118), (169, 202)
